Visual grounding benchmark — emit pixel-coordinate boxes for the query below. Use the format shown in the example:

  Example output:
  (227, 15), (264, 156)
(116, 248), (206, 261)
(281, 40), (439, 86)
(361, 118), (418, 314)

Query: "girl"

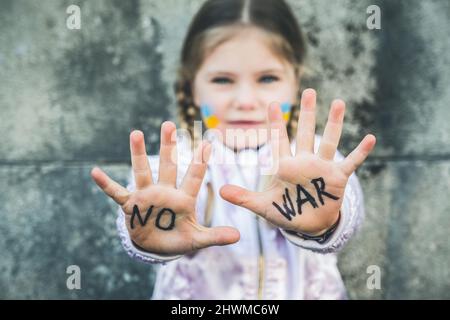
(91, 0), (376, 299)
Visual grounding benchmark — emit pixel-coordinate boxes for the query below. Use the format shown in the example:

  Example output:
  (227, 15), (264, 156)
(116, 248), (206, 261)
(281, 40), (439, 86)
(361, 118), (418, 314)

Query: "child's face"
(193, 27), (299, 150)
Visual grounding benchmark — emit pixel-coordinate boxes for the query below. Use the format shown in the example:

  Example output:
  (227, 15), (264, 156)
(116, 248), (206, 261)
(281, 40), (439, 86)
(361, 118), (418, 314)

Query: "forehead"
(200, 27), (291, 73)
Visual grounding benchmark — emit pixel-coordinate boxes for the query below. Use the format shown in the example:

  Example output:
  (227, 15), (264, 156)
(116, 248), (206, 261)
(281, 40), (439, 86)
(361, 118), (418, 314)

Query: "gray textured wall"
(0, 0), (449, 299)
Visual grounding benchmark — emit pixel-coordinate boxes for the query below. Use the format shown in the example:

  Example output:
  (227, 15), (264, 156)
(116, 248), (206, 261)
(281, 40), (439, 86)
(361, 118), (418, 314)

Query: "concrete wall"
(0, 0), (448, 299)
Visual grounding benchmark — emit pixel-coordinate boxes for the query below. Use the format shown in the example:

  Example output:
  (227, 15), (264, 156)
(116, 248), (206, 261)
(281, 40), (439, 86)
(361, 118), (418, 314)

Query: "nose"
(234, 82), (258, 111)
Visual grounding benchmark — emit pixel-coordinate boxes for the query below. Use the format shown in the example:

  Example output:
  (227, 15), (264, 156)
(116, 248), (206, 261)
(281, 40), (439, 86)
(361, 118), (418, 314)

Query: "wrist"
(131, 240), (153, 253)
(285, 210), (341, 244)
(307, 210), (341, 237)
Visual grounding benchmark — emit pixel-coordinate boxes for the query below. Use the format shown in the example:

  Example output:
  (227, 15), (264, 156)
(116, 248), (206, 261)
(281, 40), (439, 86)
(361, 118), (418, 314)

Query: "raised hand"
(220, 89), (376, 236)
(91, 121), (240, 255)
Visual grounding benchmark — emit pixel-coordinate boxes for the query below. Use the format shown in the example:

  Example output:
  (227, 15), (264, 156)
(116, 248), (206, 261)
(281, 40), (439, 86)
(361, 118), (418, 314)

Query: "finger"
(158, 121), (178, 186)
(296, 88), (316, 154)
(268, 102), (292, 159)
(318, 99), (345, 160)
(91, 167), (130, 205)
(219, 184), (264, 215)
(340, 134), (377, 176)
(130, 130), (153, 189)
(180, 141), (212, 197)
(193, 226), (240, 250)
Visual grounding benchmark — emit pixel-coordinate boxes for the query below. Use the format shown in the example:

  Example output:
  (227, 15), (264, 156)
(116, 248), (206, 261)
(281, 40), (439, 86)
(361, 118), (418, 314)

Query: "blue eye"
(259, 75), (279, 83)
(212, 77), (232, 84)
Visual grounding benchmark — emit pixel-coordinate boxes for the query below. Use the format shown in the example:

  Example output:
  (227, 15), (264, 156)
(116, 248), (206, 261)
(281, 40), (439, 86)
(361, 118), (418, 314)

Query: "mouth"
(226, 120), (265, 128)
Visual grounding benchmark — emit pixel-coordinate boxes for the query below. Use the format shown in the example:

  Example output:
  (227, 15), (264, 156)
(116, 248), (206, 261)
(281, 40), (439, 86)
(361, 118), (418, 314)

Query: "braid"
(286, 85), (301, 140)
(174, 69), (202, 147)
(286, 65), (302, 140)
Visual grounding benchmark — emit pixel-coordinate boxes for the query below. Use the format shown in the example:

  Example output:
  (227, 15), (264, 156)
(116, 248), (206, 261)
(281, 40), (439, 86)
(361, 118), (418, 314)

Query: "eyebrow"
(205, 68), (285, 77)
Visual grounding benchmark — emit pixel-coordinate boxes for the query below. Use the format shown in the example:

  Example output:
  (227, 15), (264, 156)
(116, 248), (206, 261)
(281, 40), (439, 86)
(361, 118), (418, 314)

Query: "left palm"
(220, 89), (376, 235)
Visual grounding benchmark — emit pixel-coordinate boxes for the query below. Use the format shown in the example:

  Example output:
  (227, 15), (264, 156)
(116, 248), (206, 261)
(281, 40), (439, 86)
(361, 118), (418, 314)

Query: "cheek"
(197, 87), (233, 129)
(261, 84), (297, 121)
(280, 102), (292, 122)
(199, 99), (230, 130)
(266, 82), (297, 103)
(200, 104), (220, 129)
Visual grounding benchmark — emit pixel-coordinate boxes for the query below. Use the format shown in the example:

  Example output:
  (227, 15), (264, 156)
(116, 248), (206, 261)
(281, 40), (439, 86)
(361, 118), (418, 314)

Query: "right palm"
(91, 121), (240, 255)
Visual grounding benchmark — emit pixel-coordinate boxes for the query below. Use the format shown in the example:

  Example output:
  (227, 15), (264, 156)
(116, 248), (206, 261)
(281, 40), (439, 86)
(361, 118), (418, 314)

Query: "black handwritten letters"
(272, 177), (339, 221)
(130, 205), (176, 231)
(155, 208), (176, 230)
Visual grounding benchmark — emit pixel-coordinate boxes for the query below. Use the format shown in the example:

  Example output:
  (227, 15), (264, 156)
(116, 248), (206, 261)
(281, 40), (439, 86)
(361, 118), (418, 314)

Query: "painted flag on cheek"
(201, 104), (219, 129)
(281, 102), (291, 121)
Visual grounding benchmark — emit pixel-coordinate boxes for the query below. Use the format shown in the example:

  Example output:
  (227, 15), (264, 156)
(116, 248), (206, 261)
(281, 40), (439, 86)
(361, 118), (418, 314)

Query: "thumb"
(193, 226), (240, 249)
(219, 184), (261, 213)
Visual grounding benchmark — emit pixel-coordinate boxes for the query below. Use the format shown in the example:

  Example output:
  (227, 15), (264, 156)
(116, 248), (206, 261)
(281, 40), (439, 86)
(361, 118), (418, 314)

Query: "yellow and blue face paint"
(200, 102), (290, 129)
(201, 104), (219, 129)
(281, 102), (291, 121)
